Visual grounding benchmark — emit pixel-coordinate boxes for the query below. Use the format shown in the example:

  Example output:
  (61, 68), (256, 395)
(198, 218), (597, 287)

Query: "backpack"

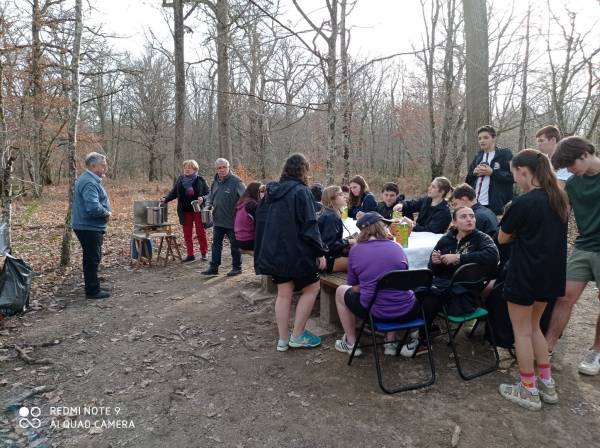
(484, 281), (556, 349)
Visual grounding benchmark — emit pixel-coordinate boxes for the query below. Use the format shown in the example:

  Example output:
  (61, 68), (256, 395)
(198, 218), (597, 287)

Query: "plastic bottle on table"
(341, 206), (349, 220)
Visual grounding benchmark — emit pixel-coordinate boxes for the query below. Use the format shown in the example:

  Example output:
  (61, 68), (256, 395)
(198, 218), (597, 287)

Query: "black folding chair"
(349, 269), (435, 394)
(436, 263), (500, 380)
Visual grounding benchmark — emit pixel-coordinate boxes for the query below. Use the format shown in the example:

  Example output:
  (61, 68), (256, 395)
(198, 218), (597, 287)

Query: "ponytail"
(512, 149), (568, 222)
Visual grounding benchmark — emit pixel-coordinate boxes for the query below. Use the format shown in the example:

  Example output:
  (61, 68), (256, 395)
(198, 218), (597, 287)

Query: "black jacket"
(465, 147), (514, 215)
(318, 208), (349, 260)
(254, 177), (328, 277)
(428, 228), (499, 280)
(348, 192), (377, 219)
(402, 197), (452, 234)
(375, 195), (405, 220)
(164, 175), (210, 225)
(472, 203), (499, 236)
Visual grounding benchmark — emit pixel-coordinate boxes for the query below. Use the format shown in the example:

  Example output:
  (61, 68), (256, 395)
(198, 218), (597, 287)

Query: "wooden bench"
(318, 272), (346, 325)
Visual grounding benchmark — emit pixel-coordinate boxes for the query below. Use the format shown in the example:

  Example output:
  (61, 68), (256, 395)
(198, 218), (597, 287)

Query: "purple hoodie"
(347, 239), (416, 319)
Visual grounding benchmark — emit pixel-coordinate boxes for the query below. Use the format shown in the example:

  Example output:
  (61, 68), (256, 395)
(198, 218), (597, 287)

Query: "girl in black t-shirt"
(497, 149), (568, 411)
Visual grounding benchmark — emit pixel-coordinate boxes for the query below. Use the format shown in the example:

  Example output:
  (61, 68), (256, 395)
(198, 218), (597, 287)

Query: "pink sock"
(520, 371), (536, 389)
(537, 363), (552, 381)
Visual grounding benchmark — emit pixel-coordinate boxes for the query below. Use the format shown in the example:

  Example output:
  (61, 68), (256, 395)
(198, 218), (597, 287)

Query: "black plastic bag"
(0, 255), (33, 317)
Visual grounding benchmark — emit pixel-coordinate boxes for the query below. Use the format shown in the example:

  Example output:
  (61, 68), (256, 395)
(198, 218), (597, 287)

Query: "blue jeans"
(210, 226), (241, 270)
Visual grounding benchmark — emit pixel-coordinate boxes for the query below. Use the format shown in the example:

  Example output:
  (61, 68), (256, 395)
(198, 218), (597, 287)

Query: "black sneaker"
(86, 290), (111, 300)
(226, 268), (242, 277)
(182, 255), (195, 263)
(201, 267), (219, 276)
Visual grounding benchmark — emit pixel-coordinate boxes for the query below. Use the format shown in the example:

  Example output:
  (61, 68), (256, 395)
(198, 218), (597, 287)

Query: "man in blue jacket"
(72, 152), (112, 299)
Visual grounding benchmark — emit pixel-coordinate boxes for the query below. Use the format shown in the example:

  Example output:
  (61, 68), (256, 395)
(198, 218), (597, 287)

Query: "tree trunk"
(325, 0), (338, 184)
(339, 0), (352, 185)
(463, 0), (490, 163)
(31, 0), (44, 196)
(60, 0), (83, 267)
(216, 0), (232, 162)
(517, 8), (531, 151)
(0, 53), (15, 254)
(173, 0), (185, 179)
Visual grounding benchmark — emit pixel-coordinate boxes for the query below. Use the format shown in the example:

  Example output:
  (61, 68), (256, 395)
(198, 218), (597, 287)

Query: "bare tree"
(517, 7), (531, 151)
(463, 0), (490, 162)
(59, 0), (82, 266)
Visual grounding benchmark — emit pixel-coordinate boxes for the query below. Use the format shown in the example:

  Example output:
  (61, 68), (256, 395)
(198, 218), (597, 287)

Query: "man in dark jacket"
(201, 158), (246, 276)
(465, 125), (514, 215)
(375, 182), (405, 219)
(450, 183), (499, 236)
(72, 152), (112, 300)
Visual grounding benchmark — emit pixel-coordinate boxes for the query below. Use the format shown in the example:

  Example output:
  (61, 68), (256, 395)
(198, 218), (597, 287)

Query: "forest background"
(0, 0), (598, 292)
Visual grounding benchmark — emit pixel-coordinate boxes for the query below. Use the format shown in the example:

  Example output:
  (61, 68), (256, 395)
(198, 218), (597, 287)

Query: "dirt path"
(1, 255), (599, 447)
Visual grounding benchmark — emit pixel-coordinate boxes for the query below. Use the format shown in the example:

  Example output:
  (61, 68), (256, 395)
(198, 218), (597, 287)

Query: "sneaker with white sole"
(400, 331), (420, 358)
(276, 339), (289, 352)
(537, 378), (558, 404)
(335, 334), (362, 357)
(498, 382), (542, 411)
(289, 329), (321, 348)
(384, 341), (398, 356)
(578, 349), (600, 376)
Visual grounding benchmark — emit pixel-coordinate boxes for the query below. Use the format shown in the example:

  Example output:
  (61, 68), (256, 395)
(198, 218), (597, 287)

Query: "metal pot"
(200, 206), (213, 226)
(146, 206), (167, 225)
(191, 200), (202, 213)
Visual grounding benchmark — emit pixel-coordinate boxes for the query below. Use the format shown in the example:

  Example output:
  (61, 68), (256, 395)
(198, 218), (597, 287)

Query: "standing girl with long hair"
(498, 148), (568, 410)
(254, 154), (328, 351)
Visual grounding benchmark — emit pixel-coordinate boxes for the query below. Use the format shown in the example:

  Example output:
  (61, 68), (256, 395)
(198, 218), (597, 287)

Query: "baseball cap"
(356, 212), (393, 230)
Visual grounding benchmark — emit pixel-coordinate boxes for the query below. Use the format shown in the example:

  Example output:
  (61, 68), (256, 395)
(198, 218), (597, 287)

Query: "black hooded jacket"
(254, 177), (328, 277)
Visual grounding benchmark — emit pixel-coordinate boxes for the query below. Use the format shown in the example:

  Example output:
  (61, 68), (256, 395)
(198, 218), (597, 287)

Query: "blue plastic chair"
(349, 269), (435, 394)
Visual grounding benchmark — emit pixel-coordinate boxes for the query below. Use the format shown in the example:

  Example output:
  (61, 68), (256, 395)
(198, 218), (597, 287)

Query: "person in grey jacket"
(72, 152), (112, 299)
(201, 158), (246, 276)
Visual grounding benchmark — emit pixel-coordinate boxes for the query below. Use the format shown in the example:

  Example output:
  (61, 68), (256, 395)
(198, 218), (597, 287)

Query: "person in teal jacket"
(72, 152), (112, 299)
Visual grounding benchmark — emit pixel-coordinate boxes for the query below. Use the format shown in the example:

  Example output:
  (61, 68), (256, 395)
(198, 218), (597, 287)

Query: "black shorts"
(504, 294), (556, 306)
(272, 273), (320, 291)
(238, 240), (254, 251)
(344, 288), (421, 322)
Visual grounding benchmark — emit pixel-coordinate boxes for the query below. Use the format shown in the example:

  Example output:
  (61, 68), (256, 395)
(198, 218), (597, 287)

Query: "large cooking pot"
(146, 206), (167, 225)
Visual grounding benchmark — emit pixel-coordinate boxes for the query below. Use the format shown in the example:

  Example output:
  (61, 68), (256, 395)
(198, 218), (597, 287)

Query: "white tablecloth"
(342, 219), (443, 270)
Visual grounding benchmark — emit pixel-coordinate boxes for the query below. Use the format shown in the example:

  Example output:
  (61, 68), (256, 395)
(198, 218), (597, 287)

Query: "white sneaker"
(400, 331), (420, 358)
(498, 382), (542, 411)
(578, 350), (600, 376)
(335, 334), (362, 357)
(384, 341), (398, 356)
